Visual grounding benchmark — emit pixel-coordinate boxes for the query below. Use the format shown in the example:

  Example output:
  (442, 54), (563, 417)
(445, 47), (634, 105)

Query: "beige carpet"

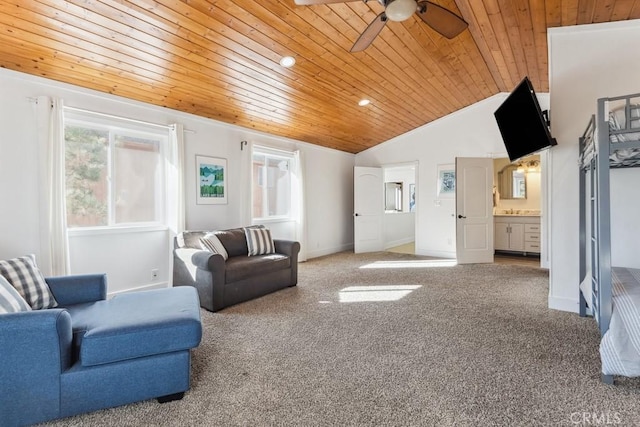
(43, 251), (640, 426)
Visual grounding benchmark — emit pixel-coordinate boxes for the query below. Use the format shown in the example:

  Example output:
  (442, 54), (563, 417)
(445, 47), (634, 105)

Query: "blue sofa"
(0, 274), (202, 426)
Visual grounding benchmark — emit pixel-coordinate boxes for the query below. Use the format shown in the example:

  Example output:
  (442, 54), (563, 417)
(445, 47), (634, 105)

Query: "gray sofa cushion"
(215, 228), (249, 257)
(177, 231), (207, 249)
(225, 254), (290, 283)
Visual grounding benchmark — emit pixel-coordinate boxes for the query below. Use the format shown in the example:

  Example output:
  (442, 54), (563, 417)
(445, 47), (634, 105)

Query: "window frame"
(64, 110), (169, 231)
(251, 146), (295, 222)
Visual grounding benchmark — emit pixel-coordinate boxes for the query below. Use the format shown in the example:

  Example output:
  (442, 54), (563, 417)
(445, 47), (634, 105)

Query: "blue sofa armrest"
(0, 309), (73, 425)
(46, 274), (108, 306)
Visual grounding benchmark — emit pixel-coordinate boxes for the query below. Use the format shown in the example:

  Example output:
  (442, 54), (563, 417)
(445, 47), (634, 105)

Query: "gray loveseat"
(173, 228), (300, 312)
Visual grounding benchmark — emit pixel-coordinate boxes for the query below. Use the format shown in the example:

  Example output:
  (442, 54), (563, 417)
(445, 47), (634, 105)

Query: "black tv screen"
(494, 77), (557, 162)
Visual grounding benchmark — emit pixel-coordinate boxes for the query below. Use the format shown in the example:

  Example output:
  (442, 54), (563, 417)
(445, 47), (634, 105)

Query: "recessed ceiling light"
(279, 56), (296, 68)
(358, 99), (371, 106)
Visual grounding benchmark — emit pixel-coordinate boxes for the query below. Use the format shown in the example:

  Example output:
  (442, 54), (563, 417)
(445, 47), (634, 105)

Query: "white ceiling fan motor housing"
(385, 0), (417, 22)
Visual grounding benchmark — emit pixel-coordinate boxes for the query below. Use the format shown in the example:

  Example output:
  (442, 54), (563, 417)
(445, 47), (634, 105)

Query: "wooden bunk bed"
(579, 93), (640, 384)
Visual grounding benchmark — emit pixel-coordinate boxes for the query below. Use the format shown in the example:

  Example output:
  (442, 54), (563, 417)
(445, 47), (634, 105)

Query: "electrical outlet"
(151, 269), (159, 280)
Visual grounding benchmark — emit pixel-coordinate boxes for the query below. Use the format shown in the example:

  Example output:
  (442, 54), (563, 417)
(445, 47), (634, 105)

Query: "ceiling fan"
(295, 0), (468, 52)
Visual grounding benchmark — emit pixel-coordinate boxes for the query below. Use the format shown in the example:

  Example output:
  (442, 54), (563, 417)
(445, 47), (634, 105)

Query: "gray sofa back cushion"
(177, 231), (207, 249)
(214, 228), (249, 257)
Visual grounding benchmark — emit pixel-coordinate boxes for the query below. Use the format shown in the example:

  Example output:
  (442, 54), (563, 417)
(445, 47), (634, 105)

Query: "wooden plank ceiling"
(1, 1), (639, 153)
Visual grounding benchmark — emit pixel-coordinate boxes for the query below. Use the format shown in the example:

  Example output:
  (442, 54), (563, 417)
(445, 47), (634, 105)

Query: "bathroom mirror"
(498, 164), (526, 199)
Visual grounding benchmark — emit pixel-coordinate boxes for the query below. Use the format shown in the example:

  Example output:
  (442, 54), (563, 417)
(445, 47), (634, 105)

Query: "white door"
(354, 166), (384, 253)
(455, 158), (494, 264)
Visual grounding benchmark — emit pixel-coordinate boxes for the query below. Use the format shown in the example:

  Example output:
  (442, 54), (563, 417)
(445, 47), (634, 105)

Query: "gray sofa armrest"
(274, 240), (301, 286)
(274, 239), (301, 258)
(173, 248), (225, 312)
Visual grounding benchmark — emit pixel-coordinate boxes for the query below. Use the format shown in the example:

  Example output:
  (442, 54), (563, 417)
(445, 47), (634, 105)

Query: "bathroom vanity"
(494, 214), (540, 255)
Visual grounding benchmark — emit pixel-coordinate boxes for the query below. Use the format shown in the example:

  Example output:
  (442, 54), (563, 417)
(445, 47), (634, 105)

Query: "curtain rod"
(64, 106), (195, 134)
(28, 98), (194, 133)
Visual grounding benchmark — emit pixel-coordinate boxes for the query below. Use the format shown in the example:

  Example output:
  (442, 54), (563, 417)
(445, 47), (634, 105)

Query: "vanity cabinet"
(494, 216), (540, 254)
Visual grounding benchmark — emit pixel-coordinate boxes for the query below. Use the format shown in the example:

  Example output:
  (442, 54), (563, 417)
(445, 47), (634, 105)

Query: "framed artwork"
(409, 183), (416, 212)
(196, 155), (227, 205)
(437, 164), (455, 198)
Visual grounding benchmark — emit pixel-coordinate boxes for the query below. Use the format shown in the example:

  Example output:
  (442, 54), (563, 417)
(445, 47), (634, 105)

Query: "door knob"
(458, 214), (466, 219)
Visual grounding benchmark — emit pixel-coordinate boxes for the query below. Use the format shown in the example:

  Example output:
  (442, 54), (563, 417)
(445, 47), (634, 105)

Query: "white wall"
(356, 94), (549, 259)
(547, 20), (640, 312)
(0, 68), (355, 294)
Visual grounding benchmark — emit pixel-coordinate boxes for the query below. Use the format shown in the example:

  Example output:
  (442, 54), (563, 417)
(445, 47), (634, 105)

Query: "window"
(252, 147), (293, 220)
(64, 111), (168, 228)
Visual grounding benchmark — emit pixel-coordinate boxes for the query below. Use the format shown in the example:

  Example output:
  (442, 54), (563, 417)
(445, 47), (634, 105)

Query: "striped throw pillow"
(244, 227), (275, 256)
(200, 233), (229, 260)
(0, 255), (58, 310)
(0, 274), (32, 314)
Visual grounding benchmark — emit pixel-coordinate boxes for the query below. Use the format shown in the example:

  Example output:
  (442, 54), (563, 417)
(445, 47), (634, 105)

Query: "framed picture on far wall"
(437, 164), (455, 199)
(196, 155), (227, 205)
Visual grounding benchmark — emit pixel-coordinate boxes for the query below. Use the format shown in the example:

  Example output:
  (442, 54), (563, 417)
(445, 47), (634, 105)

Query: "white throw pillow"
(244, 227), (275, 256)
(0, 274), (32, 314)
(200, 233), (229, 260)
(0, 255), (58, 310)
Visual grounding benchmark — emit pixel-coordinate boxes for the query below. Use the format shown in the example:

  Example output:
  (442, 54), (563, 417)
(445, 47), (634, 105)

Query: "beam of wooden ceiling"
(1, 1), (639, 153)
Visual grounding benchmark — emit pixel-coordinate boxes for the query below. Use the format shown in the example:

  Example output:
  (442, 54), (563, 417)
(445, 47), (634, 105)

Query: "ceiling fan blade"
(351, 13), (388, 52)
(416, 1), (468, 39)
(294, 0), (356, 5)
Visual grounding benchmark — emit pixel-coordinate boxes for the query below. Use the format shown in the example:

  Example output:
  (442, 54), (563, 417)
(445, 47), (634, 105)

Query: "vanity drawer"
(525, 241), (541, 253)
(524, 232), (540, 242)
(525, 224), (540, 233)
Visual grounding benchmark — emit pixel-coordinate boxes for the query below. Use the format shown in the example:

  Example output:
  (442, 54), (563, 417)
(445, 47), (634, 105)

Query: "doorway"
(492, 154), (544, 268)
(383, 163), (417, 255)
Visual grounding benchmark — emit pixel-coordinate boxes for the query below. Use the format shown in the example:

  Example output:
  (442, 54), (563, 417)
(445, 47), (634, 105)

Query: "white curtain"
(167, 123), (186, 234)
(36, 96), (69, 276)
(292, 150), (307, 262)
(167, 123), (185, 287)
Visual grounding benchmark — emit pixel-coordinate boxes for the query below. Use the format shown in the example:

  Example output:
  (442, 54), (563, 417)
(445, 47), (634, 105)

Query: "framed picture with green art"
(196, 155), (227, 204)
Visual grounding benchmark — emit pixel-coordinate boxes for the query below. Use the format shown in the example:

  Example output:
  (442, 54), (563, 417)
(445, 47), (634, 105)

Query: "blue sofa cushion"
(64, 287), (202, 367)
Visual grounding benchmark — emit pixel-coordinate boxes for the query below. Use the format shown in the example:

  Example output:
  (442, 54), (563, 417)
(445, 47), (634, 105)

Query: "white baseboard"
(419, 249), (456, 259)
(107, 281), (169, 298)
(548, 295), (579, 313)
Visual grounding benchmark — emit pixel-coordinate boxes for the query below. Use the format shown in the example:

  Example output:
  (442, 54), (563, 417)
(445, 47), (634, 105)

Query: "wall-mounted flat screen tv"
(494, 76), (557, 162)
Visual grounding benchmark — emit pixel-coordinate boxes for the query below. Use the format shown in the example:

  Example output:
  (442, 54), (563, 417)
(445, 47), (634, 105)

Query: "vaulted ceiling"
(1, 1), (638, 153)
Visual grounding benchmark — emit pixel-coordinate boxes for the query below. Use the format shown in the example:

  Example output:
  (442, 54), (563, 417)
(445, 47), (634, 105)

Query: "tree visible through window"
(64, 114), (167, 228)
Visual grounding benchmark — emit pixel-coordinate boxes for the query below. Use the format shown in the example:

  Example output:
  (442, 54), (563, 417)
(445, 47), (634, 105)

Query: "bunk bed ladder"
(597, 98), (614, 385)
(596, 97), (613, 338)
(589, 157), (600, 322)
(579, 133), (588, 318)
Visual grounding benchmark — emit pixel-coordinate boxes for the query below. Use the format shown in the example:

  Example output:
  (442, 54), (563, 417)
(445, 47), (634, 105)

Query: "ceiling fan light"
(385, 0), (417, 22)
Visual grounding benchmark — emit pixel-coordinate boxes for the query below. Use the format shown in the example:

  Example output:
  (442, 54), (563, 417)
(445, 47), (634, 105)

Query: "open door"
(455, 157), (494, 264)
(354, 166), (384, 253)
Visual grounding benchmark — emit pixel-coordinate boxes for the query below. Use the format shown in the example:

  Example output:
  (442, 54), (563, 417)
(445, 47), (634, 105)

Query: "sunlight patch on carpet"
(338, 285), (422, 302)
(359, 260), (457, 269)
